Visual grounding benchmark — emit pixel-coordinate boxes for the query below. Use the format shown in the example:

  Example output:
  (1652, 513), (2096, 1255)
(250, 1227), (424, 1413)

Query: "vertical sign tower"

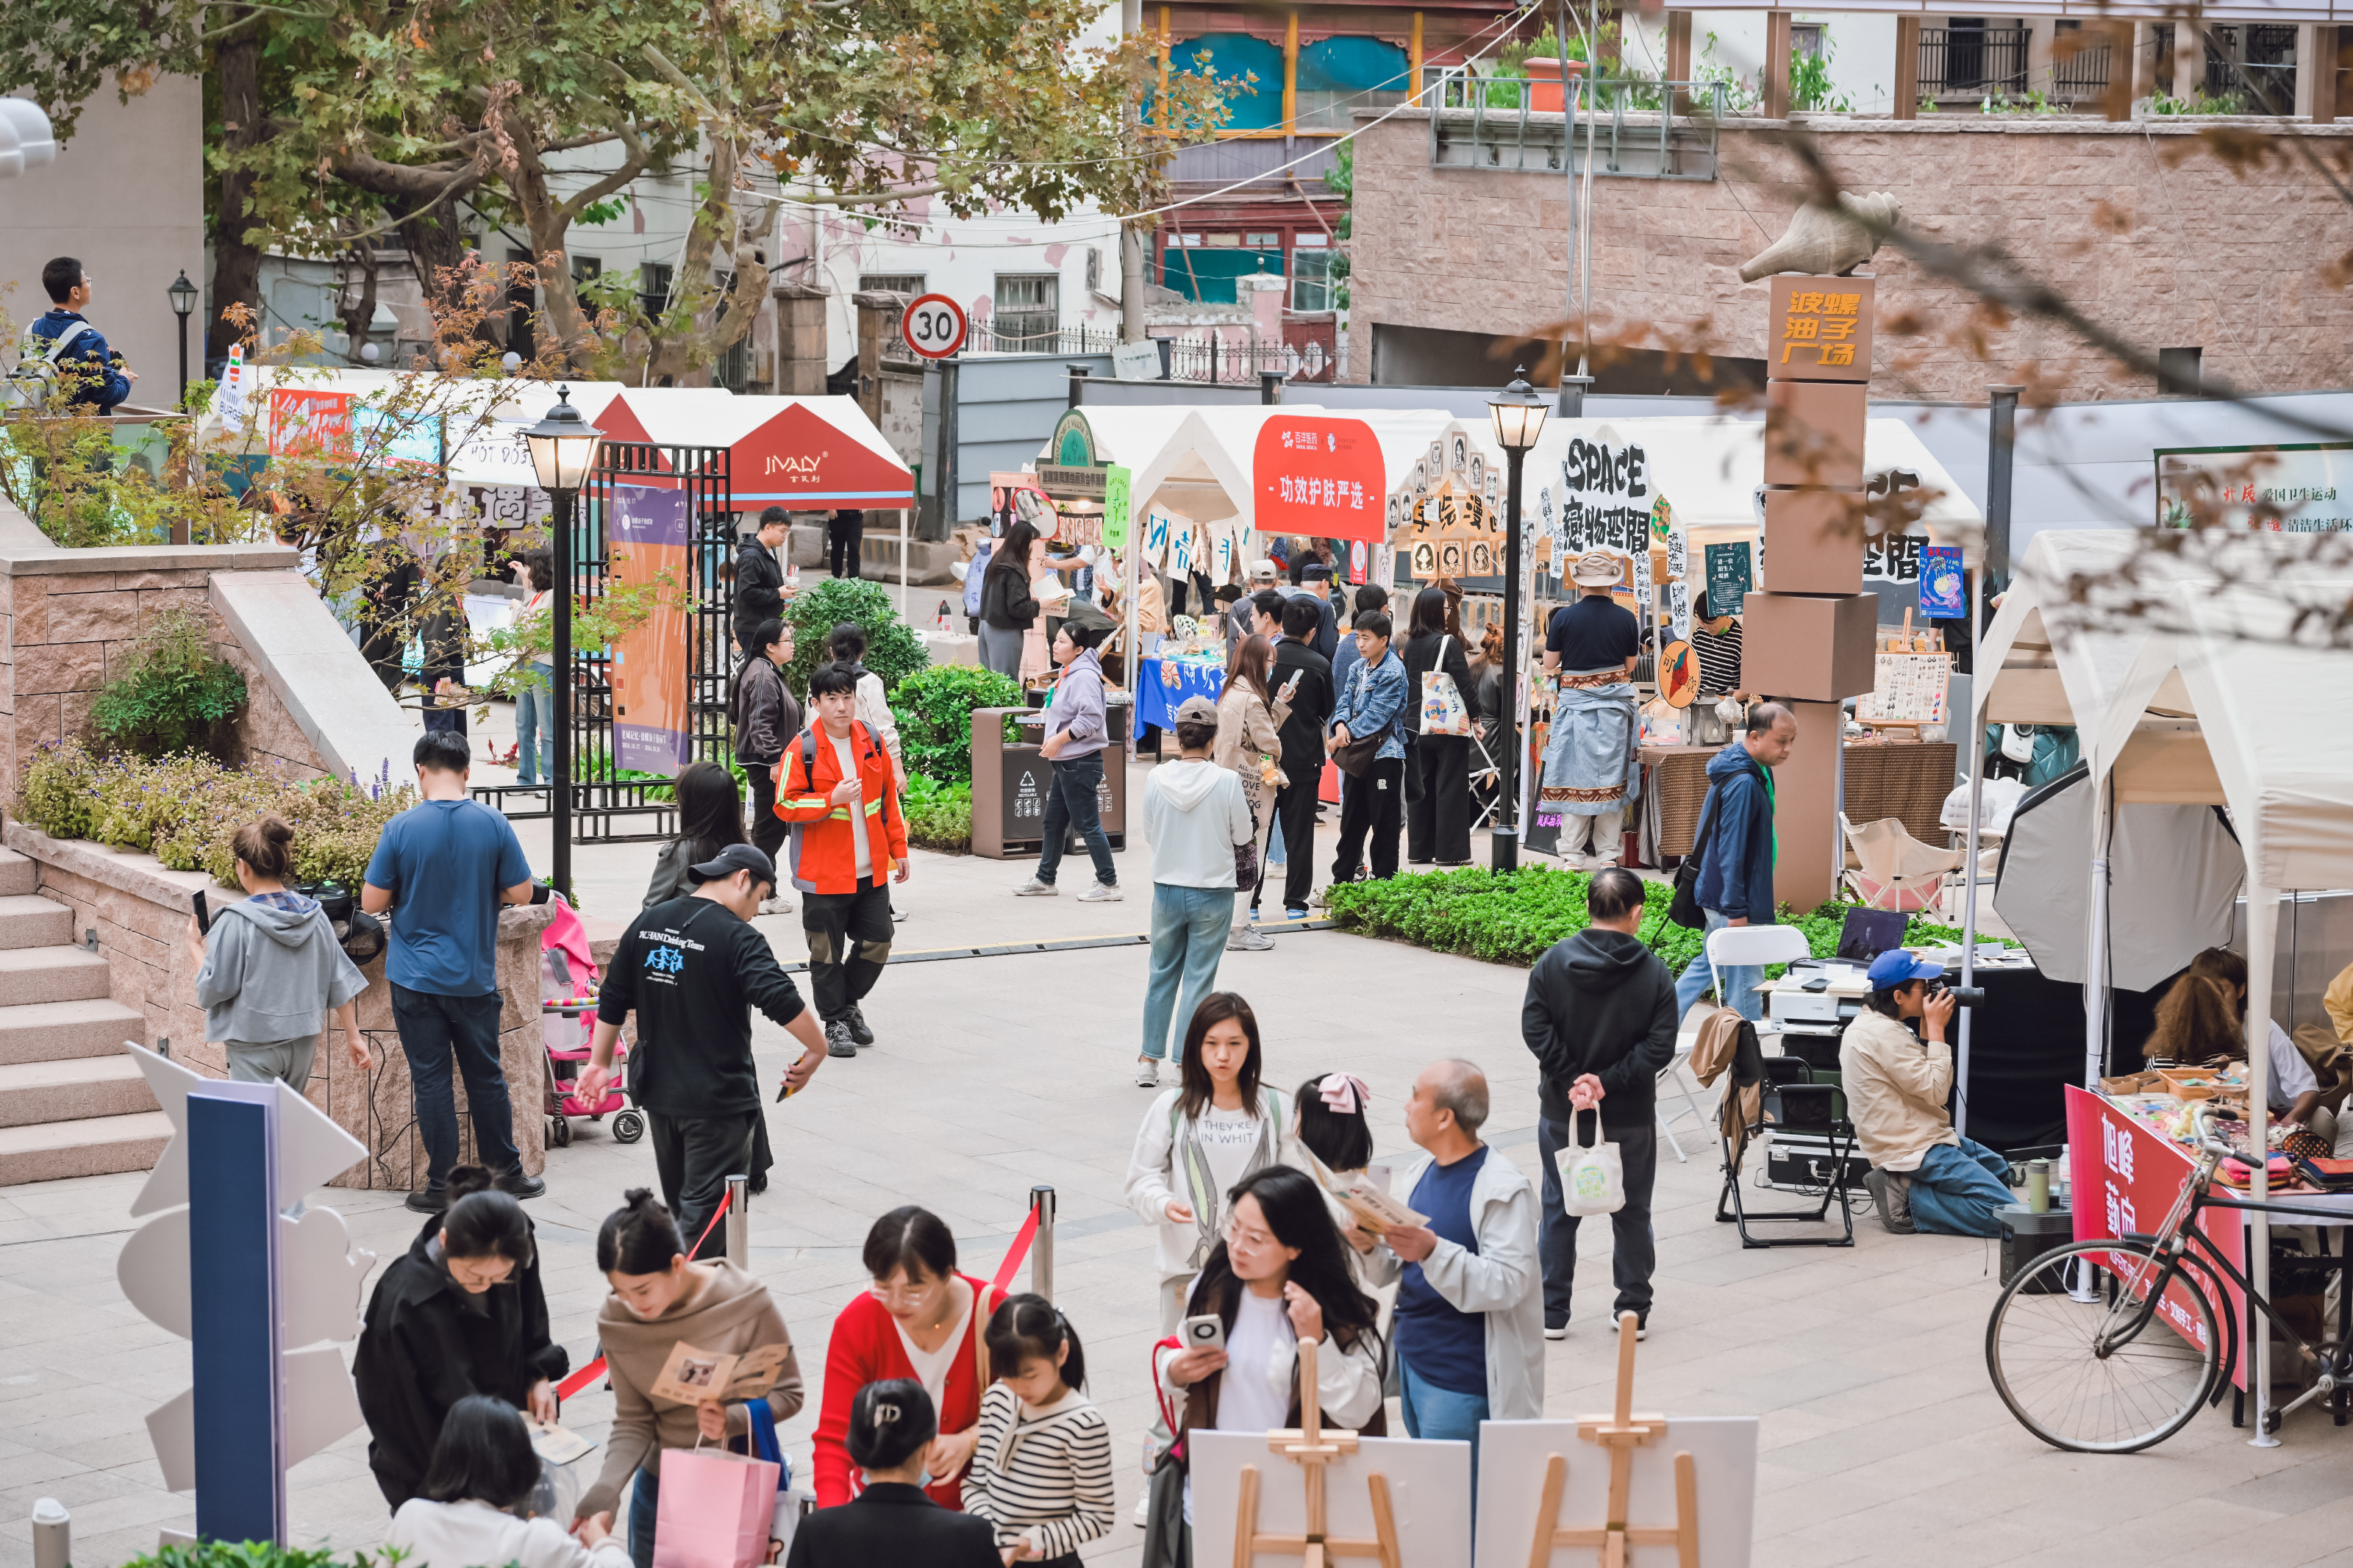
(1742, 276), (1882, 909)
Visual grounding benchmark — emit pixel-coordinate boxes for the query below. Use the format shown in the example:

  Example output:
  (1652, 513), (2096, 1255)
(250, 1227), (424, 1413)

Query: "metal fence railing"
(2048, 35), (2113, 101)
(2204, 23), (2300, 107)
(1427, 72), (1727, 181)
(964, 323), (1123, 357)
(1918, 26), (2032, 98)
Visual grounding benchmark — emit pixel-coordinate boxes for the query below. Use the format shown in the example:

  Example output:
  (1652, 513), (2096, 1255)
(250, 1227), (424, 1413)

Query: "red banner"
(267, 389), (353, 459)
(1252, 416), (1385, 543)
(2065, 1085), (2246, 1389)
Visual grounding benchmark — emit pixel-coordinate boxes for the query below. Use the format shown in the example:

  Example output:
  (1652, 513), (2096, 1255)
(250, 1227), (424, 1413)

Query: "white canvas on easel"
(1192, 1430), (1473, 1568)
(1472, 1418), (1759, 1568)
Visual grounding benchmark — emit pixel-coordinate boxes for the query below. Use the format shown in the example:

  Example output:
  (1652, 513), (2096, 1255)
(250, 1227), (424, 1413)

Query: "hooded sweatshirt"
(1521, 926), (1679, 1126)
(576, 1259), (805, 1519)
(1143, 757), (1254, 889)
(193, 891), (367, 1045)
(1692, 742), (1777, 926)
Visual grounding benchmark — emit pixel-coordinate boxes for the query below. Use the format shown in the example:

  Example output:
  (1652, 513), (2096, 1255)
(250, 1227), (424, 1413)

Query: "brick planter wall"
(2, 823), (549, 1189)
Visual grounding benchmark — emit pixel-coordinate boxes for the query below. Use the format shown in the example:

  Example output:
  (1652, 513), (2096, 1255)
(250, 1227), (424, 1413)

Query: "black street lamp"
(167, 270), (198, 405)
(522, 387), (605, 903)
(1487, 365), (1549, 874)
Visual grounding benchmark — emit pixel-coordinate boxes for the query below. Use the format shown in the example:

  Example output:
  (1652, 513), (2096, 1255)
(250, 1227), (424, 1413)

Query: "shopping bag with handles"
(1556, 1110), (1625, 1216)
(652, 1443), (780, 1568)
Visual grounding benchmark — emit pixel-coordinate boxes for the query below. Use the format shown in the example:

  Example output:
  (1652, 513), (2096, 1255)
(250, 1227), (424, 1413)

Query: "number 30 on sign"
(901, 293), (968, 360)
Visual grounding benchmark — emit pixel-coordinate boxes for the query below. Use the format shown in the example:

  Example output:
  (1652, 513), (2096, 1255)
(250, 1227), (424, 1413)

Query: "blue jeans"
(389, 982), (519, 1189)
(1140, 884), (1233, 1061)
(1036, 751), (1116, 887)
(626, 1466), (658, 1568)
(1673, 908), (1764, 1023)
(1399, 1359), (1489, 1497)
(514, 664), (553, 784)
(1907, 1137), (2013, 1237)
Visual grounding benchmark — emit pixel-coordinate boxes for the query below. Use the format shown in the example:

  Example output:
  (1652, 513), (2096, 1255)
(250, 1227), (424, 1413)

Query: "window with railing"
(1291, 250), (1338, 313)
(859, 273), (924, 296)
(2048, 22), (2112, 100)
(1918, 23), (2030, 97)
(639, 262), (674, 321)
(991, 273), (1060, 350)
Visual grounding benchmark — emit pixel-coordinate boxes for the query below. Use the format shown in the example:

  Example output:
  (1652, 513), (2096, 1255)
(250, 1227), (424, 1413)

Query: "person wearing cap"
(578, 842), (829, 1256)
(1295, 561), (1341, 663)
(1840, 949), (2011, 1236)
(1015, 604), (1123, 903)
(1538, 552), (1643, 871)
(1135, 694), (1255, 1084)
(777, 661), (914, 1056)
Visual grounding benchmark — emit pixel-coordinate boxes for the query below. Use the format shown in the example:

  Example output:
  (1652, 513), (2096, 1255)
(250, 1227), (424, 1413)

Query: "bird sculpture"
(1738, 192), (1901, 282)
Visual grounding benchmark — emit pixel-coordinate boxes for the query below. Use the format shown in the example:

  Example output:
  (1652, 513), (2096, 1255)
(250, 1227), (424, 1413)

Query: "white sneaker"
(759, 895), (793, 915)
(1134, 1058), (1162, 1088)
(1543, 1322), (1568, 1341)
(1013, 878), (1059, 896)
(1226, 925), (1274, 951)
(1132, 1492), (1150, 1528)
(1078, 881), (1124, 903)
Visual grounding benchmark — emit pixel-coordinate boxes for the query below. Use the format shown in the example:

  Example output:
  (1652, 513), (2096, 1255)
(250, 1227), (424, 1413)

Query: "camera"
(1935, 983), (1985, 1009)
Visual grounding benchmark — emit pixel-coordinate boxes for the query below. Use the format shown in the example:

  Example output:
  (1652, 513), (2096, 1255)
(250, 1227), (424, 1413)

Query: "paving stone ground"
(5, 751), (2352, 1567)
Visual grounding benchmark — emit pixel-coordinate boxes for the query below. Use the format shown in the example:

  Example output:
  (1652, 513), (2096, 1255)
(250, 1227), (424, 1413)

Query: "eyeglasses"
(870, 1277), (943, 1309)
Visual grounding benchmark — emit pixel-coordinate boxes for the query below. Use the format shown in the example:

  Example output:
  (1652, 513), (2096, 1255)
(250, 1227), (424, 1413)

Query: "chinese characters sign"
(1252, 416), (1385, 542)
(1768, 275), (1873, 384)
(1545, 434), (1653, 558)
(2156, 444), (2353, 532)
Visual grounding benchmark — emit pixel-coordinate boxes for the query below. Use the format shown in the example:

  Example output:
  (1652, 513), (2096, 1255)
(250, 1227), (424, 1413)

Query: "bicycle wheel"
(1986, 1238), (2220, 1453)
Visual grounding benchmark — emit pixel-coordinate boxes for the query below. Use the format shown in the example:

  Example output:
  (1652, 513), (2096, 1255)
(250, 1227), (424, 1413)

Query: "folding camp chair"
(1839, 813), (1965, 914)
(1713, 1017), (1856, 1248)
(1467, 725), (1503, 831)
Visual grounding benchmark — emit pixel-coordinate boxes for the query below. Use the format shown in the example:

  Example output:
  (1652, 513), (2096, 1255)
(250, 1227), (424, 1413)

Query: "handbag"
(1419, 636), (1472, 737)
(653, 1443), (782, 1568)
(1332, 733), (1382, 777)
(1557, 1109), (1626, 1216)
(739, 1403), (806, 1564)
(1667, 781), (1726, 930)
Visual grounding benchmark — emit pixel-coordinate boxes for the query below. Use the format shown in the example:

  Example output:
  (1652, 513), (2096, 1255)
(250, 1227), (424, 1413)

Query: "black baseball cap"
(688, 843), (777, 887)
(1302, 562), (1333, 583)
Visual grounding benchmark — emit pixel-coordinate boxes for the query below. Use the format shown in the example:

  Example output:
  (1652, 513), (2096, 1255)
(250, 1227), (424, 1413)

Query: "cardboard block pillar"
(1750, 274), (1879, 909)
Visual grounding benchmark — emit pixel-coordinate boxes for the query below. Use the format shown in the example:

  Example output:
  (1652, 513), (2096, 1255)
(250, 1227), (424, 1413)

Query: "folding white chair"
(1654, 923), (1817, 1161)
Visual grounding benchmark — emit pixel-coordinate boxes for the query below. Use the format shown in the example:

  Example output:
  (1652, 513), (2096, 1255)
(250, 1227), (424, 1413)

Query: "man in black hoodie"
(733, 507), (790, 654)
(1521, 867), (1677, 1338)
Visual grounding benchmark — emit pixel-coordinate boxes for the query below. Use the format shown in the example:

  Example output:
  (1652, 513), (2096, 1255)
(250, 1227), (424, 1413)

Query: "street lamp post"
(522, 387), (606, 904)
(167, 271), (198, 406)
(1488, 367), (1549, 874)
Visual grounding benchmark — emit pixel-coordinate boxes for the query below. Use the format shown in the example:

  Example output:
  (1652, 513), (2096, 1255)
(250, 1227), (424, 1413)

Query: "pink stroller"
(541, 898), (643, 1148)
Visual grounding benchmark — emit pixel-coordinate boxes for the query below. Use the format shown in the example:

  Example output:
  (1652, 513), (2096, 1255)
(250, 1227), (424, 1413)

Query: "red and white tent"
(597, 390), (914, 509)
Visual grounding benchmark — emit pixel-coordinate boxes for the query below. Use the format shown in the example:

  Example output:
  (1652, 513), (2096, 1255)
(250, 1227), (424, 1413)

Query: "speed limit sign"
(900, 293), (968, 360)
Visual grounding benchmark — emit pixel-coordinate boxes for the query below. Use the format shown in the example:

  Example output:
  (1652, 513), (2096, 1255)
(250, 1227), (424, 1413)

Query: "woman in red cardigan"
(813, 1206), (1004, 1511)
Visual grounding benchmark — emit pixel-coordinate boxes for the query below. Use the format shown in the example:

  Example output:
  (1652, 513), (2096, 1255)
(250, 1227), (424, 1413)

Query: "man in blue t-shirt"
(363, 731), (542, 1212)
(1371, 1060), (1543, 1492)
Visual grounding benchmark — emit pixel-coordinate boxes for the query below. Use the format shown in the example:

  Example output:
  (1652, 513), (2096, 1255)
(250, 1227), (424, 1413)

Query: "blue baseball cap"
(1865, 948), (1945, 989)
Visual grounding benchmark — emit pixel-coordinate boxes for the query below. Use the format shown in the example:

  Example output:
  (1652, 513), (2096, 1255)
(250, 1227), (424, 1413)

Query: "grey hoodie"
(194, 892), (368, 1045)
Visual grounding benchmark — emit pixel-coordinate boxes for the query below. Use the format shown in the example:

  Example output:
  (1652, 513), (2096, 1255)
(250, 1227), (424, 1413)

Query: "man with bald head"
(1365, 1059), (1543, 1488)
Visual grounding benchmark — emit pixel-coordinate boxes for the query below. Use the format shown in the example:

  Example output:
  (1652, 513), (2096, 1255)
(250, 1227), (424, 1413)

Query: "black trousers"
(1271, 771), (1321, 913)
(804, 881), (893, 1019)
(649, 1108), (760, 1260)
(1331, 755), (1404, 884)
(1537, 1112), (1659, 1323)
(827, 517), (863, 578)
(745, 762), (787, 863)
(1406, 734), (1472, 864)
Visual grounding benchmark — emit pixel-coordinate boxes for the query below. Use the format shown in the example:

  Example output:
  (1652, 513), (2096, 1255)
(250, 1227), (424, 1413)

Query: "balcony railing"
(1919, 26), (2031, 98)
(2049, 35), (2113, 101)
(963, 323), (1122, 357)
(1427, 71), (1727, 181)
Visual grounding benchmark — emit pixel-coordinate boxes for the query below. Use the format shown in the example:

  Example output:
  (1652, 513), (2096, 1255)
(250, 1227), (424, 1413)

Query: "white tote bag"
(1557, 1114), (1626, 1216)
(1420, 634), (1473, 737)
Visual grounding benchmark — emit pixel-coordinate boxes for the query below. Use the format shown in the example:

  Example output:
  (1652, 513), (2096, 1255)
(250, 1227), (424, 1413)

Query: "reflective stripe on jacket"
(771, 720), (907, 894)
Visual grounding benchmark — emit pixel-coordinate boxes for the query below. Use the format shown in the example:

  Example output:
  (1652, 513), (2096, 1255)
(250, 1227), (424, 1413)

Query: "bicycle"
(1985, 1102), (2353, 1453)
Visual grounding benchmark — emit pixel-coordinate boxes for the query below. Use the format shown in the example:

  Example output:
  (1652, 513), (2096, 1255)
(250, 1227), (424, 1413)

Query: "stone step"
(0, 895), (73, 952)
(0, 848), (33, 897)
(0, 1056), (158, 1128)
(0, 945), (112, 1005)
(0, 1110), (173, 1185)
(0, 999), (149, 1065)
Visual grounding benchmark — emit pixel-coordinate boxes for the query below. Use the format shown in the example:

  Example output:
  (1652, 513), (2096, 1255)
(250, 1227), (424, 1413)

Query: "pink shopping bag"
(653, 1446), (782, 1568)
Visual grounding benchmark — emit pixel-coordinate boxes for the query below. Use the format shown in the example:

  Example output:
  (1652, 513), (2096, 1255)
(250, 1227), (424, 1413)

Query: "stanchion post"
(726, 1173), (749, 1267)
(1030, 1184), (1057, 1302)
(31, 1499), (68, 1568)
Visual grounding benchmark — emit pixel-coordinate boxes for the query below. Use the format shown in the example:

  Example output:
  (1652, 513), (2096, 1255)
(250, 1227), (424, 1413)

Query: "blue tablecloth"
(1136, 656), (1226, 731)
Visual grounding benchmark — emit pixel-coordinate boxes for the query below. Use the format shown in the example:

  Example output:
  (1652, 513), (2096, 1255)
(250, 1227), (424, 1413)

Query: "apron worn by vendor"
(1540, 670), (1642, 867)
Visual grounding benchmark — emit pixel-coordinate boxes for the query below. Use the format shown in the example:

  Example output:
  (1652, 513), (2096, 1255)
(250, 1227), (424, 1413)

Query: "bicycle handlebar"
(2188, 1102), (2237, 1163)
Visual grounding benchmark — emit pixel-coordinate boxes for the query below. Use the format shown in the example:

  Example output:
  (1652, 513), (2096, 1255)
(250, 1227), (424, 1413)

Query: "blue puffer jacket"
(29, 309), (132, 412)
(1691, 742), (1775, 924)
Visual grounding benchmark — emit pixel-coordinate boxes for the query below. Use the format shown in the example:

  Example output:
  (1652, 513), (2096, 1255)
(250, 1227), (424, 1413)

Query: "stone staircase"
(0, 848), (167, 1184)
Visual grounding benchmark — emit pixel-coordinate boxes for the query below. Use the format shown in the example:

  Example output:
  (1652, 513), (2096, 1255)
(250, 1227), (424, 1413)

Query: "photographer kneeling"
(1839, 950), (2012, 1237)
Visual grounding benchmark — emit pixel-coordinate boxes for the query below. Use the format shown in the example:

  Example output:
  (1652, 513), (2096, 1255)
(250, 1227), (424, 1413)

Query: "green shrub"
(903, 771), (973, 853)
(124, 1541), (367, 1568)
(784, 577), (928, 698)
(890, 664), (1025, 786)
(88, 605), (248, 759)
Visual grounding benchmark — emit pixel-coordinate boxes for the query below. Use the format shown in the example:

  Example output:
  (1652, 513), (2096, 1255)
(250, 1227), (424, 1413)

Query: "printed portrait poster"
(607, 484), (693, 776)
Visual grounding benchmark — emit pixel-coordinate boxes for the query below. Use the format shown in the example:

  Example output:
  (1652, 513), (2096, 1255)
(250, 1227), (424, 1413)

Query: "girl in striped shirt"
(965, 1295), (1115, 1566)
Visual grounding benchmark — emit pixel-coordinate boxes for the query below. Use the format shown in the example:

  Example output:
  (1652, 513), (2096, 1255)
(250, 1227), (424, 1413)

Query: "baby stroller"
(541, 897), (643, 1148)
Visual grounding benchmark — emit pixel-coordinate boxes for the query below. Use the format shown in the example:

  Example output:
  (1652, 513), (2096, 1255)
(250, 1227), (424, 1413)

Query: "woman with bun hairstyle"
(574, 1189), (804, 1568)
(385, 1395), (629, 1568)
(811, 1206), (1004, 1512)
(787, 1381), (999, 1567)
(355, 1167), (566, 1511)
(188, 813), (370, 1086)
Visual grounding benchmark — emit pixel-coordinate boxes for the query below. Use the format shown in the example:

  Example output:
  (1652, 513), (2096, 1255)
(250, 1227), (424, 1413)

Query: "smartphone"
(1180, 1314), (1227, 1354)
(192, 890), (211, 935)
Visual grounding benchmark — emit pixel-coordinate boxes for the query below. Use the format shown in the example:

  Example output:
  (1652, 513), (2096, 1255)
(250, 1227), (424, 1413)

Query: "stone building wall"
(1343, 110), (2353, 403)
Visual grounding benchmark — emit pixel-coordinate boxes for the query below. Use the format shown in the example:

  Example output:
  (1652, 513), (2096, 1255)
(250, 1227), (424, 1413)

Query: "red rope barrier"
(991, 1204), (1040, 1295)
(554, 1192), (735, 1401)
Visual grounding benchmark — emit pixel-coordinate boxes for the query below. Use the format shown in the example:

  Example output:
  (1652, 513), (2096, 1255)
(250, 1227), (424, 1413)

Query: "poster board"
(607, 484), (693, 775)
(1191, 1431), (1471, 1568)
(1473, 1418), (1759, 1568)
(1853, 651), (1949, 726)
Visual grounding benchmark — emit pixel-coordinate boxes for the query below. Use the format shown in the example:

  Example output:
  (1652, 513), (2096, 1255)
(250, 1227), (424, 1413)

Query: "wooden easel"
(1233, 1336), (1402, 1568)
(1527, 1311), (1700, 1568)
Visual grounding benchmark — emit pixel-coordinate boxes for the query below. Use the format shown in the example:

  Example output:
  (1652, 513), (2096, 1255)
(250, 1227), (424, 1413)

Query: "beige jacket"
(2327, 960), (2353, 1045)
(1214, 683), (1290, 820)
(576, 1259), (804, 1519)
(1838, 1008), (1961, 1171)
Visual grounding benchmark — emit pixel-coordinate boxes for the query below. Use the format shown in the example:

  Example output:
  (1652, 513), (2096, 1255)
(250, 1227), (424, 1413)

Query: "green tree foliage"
(889, 663), (1024, 784)
(88, 606), (249, 759)
(783, 578), (928, 698)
